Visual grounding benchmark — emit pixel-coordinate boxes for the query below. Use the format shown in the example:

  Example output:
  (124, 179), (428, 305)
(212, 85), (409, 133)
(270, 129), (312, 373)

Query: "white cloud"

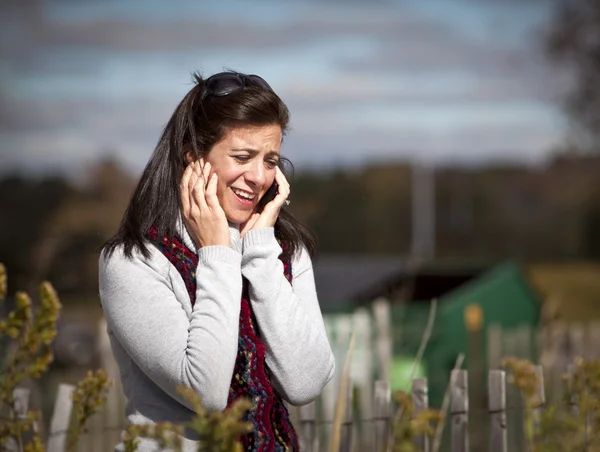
(283, 116), (564, 169)
(0, 0), (571, 176)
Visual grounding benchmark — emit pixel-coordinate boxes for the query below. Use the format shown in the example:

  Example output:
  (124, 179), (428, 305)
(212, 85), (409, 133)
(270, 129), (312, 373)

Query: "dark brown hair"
(101, 71), (316, 261)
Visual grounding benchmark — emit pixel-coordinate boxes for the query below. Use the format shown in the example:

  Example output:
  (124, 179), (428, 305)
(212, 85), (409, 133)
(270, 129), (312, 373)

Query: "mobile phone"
(257, 180), (278, 212)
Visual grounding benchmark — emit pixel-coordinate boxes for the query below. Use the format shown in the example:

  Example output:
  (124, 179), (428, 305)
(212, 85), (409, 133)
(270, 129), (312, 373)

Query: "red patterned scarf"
(147, 227), (299, 451)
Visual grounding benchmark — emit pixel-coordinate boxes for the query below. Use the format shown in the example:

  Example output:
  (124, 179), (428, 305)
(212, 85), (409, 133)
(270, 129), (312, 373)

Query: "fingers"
(191, 161), (209, 207)
(273, 166), (290, 205)
(189, 162), (200, 192)
(178, 158), (229, 247)
(180, 163), (194, 212)
(200, 157), (209, 188)
(256, 167), (289, 231)
(182, 162), (203, 214)
(204, 172), (220, 209)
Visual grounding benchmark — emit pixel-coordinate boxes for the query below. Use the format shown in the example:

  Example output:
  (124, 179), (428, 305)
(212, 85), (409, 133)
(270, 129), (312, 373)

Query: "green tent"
(390, 261), (541, 407)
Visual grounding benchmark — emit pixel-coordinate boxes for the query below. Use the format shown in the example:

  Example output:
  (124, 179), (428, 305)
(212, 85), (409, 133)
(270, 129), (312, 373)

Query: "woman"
(99, 71), (335, 451)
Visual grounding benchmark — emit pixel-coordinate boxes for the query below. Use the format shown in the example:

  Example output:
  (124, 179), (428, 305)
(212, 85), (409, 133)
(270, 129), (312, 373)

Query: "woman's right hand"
(180, 160), (230, 248)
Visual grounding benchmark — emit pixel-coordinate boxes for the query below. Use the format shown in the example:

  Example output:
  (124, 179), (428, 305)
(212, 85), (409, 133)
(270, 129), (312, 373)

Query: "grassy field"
(527, 261), (600, 323)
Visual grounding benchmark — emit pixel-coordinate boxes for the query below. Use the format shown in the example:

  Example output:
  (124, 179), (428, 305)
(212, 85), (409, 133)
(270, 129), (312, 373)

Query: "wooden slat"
(339, 385), (354, 452)
(4, 388), (32, 452)
(412, 378), (429, 452)
(514, 325), (532, 360)
(450, 370), (469, 452)
(47, 384), (75, 452)
(567, 362), (591, 446)
(487, 324), (503, 369)
(372, 298), (392, 381)
(373, 380), (391, 452)
(567, 363), (579, 417)
(299, 402), (317, 452)
(488, 370), (507, 452)
(532, 365), (545, 437)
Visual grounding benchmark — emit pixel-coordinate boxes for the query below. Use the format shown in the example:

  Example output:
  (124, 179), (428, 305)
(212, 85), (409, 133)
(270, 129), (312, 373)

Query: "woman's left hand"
(241, 166), (290, 237)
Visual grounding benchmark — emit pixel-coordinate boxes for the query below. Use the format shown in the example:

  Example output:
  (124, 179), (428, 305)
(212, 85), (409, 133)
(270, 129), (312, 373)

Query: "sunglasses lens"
(203, 72), (273, 99)
(205, 73), (244, 97)
(247, 75), (273, 91)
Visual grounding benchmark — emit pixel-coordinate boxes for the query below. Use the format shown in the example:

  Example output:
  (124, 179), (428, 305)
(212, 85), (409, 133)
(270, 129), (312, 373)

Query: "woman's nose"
(245, 162), (266, 186)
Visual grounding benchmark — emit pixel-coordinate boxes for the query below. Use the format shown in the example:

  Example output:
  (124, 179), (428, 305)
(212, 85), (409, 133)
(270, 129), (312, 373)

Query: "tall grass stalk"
(432, 353), (465, 452)
(387, 298), (438, 452)
(328, 330), (356, 452)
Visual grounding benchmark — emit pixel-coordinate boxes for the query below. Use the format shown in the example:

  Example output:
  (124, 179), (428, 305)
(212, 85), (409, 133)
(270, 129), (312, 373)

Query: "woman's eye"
(266, 160), (279, 169)
(233, 155), (249, 163)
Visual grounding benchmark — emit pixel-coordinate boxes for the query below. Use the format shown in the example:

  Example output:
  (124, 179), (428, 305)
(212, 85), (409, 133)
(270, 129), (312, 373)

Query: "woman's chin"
(224, 209), (253, 226)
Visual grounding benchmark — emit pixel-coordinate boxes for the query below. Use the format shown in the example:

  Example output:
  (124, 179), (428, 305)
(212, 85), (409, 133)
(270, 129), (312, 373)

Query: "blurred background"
(1, 0), (599, 450)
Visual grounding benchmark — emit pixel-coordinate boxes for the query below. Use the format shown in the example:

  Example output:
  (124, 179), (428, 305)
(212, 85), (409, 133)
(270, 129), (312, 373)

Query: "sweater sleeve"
(241, 228), (335, 406)
(99, 244), (242, 412)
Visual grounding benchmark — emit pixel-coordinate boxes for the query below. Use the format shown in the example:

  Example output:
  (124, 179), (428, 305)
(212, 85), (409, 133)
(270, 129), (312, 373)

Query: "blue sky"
(0, 0), (570, 177)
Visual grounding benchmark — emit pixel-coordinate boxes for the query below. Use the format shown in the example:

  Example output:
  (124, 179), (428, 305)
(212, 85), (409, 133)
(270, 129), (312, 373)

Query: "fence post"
(450, 370), (469, 452)
(487, 324), (502, 369)
(532, 365), (545, 437)
(567, 363), (578, 417)
(488, 370), (507, 452)
(373, 298), (392, 381)
(12, 387), (30, 419)
(412, 378), (429, 452)
(98, 317), (122, 450)
(14, 387), (36, 443)
(339, 385), (354, 452)
(4, 388), (33, 452)
(47, 384), (75, 452)
(299, 402), (317, 452)
(353, 308), (373, 449)
(543, 321), (567, 402)
(373, 380), (391, 452)
(515, 325), (533, 360)
(321, 317), (337, 448)
(567, 362), (591, 446)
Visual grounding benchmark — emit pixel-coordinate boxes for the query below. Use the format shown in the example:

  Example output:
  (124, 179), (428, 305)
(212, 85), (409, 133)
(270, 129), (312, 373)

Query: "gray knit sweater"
(98, 221), (335, 451)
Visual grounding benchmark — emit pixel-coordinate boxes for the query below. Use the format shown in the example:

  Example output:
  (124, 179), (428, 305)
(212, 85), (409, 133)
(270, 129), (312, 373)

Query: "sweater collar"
(175, 214), (241, 255)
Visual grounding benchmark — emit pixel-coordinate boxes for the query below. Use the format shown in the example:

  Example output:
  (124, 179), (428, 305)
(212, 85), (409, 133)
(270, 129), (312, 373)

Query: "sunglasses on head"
(202, 72), (273, 98)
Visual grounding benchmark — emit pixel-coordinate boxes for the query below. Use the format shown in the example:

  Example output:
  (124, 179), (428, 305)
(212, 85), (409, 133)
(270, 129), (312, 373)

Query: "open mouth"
(231, 187), (256, 206)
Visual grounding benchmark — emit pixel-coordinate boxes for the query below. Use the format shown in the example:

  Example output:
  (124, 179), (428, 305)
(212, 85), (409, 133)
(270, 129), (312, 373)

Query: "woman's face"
(204, 124), (282, 224)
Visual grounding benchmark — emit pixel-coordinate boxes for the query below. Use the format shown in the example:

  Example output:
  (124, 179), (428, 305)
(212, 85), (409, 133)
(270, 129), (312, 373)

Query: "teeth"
(232, 188), (255, 200)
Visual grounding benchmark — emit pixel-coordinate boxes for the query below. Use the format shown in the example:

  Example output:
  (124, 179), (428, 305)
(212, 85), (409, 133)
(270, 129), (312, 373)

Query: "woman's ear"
(185, 151), (196, 164)
(184, 151), (197, 164)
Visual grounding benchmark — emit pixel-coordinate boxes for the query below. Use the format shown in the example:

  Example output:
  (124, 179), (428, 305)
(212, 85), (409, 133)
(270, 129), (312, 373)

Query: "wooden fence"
(8, 362), (592, 452)
(291, 366), (546, 452)
(8, 307), (600, 451)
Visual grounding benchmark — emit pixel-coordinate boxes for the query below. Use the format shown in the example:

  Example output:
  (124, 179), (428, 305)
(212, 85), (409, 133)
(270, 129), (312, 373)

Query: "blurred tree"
(291, 170), (371, 254)
(0, 175), (72, 293)
(28, 158), (135, 297)
(581, 190), (600, 259)
(2, 154), (599, 305)
(546, 0), (600, 152)
(361, 164), (412, 254)
(290, 158), (600, 261)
